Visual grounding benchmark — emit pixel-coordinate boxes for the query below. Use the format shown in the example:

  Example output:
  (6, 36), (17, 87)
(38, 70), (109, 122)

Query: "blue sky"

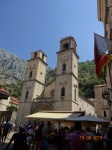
(0, 0), (104, 68)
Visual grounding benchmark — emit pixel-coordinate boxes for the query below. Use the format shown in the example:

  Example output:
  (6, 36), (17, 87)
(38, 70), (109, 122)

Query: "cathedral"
(16, 36), (95, 124)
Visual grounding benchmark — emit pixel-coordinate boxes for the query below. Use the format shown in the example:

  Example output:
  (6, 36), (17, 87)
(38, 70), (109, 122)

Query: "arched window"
(34, 52), (37, 58)
(29, 71), (33, 78)
(61, 87), (65, 96)
(62, 63), (66, 71)
(74, 89), (76, 100)
(25, 91), (29, 99)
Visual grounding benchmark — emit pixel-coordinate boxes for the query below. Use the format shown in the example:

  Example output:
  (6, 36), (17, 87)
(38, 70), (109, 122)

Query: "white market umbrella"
(25, 111), (83, 121)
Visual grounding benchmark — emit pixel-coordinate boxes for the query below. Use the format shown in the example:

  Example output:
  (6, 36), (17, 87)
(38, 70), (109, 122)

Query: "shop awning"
(65, 115), (110, 125)
(25, 111), (84, 121)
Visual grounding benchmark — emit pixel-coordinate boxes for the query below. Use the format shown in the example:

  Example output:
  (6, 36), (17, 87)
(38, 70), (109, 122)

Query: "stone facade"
(97, 0), (112, 120)
(0, 87), (19, 122)
(97, 0), (112, 87)
(16, 50), (47, 123)
(16, 36), (95, 124)
(94, 84), (111, 121)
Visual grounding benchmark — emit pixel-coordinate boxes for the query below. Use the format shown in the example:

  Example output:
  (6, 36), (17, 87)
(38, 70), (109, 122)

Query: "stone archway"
(31, 102), (53, 114)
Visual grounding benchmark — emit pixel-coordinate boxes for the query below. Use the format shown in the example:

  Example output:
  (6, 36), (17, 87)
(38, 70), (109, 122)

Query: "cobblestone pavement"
(0, 132), (57, 150)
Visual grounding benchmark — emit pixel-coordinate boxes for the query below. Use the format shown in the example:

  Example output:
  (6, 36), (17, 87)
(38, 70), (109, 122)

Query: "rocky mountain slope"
(0, 48), (27, 84)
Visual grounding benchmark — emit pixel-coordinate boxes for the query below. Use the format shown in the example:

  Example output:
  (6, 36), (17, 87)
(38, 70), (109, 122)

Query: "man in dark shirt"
(5, 125), (29, 150)
(2, 120), (11, 143)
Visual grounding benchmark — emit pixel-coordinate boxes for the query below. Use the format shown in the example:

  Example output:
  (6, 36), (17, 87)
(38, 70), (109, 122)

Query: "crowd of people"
(0, 120), (112, 150)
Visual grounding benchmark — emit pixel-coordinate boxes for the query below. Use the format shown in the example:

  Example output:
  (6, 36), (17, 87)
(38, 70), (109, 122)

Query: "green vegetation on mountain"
(7, 105), (18, 112)
(78, 60), (105, 98)
(2, 80), (23, 100)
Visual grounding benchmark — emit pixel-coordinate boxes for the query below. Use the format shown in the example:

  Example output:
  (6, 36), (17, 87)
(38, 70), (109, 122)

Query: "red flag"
(94, 33), (112, 77)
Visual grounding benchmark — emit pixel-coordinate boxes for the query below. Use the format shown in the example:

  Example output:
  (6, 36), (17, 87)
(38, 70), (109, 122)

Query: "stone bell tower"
(54, 36), (79, 111)
(16, 50), (47, 124)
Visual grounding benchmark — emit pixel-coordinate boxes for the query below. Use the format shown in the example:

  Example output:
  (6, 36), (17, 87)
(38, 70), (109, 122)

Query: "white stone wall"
(71, 101), (78, 111)
(36, 61), (46, 84)
(20, 80), (45, 103)
(94, 85), (110, 120)
(54, 74), (72, 101)
(16, 103), (32, 124)
(78, 97), (95, 115)
(17, 50), (47, 124)
(11, 111), (17, 121)
(44, 82), (55, 98)
(72, 52), (78, 78)
(71, 76), (78, 103)
(54, 101), (72, 111)
(25, 60), (46, 85)
(56, 52), (73, 75)
(25, 60), (38, 80)
(0, 97), (11, 111)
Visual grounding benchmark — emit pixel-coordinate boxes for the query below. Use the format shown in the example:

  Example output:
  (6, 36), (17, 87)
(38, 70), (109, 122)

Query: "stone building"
(0, 86), (19, 123)
(16, 36), (95, 124)
(97, 0), (112, 120)
(94, 84), (111, 121)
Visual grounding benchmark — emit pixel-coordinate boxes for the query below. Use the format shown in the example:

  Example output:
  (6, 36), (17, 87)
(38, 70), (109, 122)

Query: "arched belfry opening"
(62, 63), (66, 71)
(61, 87), (65, 96)
(63, 43), (69, 50)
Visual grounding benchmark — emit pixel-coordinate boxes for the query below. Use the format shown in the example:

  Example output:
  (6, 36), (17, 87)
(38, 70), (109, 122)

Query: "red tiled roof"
(10, 97), (19, 106)
(0, 86), (11, 96)
(0, 86), (19, 106)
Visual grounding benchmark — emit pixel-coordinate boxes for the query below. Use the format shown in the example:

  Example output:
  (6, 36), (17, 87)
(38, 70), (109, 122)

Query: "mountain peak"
(0, 48), (27, 84)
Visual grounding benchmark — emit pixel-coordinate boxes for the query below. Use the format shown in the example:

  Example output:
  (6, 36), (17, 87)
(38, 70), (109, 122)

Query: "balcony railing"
(33, 97), (54, 103)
